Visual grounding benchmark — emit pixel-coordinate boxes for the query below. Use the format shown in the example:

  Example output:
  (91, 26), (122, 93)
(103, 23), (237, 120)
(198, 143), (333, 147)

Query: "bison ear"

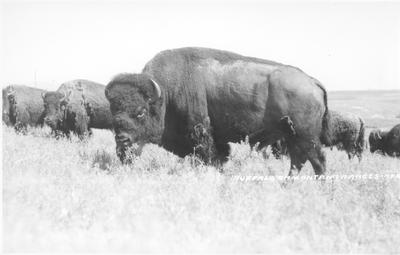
(149, 79), (162, 101)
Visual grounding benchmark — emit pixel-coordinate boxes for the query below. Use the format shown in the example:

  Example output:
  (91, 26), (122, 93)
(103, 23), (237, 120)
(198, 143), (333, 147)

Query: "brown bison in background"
(324, 110), (365, 160)
(2, 85), (46, 132)
(42, 79), (112, 139)
(271, 111), (365, 160)
(369, 124), (400, 157)
(105, 47), (331, 176)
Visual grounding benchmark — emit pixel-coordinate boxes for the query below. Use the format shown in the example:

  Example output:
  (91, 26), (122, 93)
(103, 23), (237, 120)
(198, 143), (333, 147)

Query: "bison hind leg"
(307, 143), (326, 176)
(287, 138), (326, 177)
(287, 141), (307, 176)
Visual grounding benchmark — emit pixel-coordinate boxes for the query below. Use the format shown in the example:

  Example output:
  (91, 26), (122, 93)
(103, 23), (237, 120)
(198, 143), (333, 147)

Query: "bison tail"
(315, 79), (332, 146)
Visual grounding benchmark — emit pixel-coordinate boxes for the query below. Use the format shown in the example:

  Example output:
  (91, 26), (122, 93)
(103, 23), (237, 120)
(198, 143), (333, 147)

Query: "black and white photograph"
(2, 0), (400, 253)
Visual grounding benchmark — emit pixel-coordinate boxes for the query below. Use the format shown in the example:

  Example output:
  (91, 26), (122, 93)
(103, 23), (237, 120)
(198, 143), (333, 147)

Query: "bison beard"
(106, 47), (330, 176)
(190, 117), (217, 163)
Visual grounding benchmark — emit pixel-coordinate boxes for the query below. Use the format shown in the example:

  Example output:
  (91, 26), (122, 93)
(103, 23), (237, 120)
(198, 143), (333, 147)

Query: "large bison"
(2, 85), (46, 131)
(42, 79), (113, 138)
(324, 110), (365, 160)
(369, 124), (400, 156)
(105, 47), (331, 176)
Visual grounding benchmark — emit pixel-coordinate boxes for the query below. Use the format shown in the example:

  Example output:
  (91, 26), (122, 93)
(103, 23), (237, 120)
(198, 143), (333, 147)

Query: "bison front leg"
(189, 117), (217, 164)
(73, 112), (91, 140)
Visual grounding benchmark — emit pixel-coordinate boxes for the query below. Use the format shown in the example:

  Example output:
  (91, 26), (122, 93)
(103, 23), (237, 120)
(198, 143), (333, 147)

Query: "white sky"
(1, 0), (400, 91)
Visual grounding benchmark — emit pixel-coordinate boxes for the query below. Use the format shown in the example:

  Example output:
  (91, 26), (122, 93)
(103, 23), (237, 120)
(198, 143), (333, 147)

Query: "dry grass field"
(2, 90), (400, 253)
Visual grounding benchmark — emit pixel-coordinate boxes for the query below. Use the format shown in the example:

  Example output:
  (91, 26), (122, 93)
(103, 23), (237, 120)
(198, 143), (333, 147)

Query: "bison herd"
(3, 47), (400, 176)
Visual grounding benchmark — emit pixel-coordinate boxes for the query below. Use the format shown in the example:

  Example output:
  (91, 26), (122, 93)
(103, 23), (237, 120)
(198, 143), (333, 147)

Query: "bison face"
(8, 94), (17, 124)
(42, 91), (71, 130)
(369, 130), (383, 153)
(3, 86), (17, 125)
(6, 88), (18, 125)
(2, 88), (12, 125)
(105, 73), (163, 163)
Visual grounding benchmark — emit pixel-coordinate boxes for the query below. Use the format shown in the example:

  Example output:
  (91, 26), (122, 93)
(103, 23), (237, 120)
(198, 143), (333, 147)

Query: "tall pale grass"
(3, 126), (400, 253)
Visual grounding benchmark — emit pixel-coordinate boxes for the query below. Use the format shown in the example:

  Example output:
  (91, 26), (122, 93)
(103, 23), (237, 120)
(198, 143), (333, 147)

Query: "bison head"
(2, 89), (11, 125)
(6, 86), (17, 125)
(42, 91), (72, 130)
(105, 73), (164, 163)
(369, 129), (383, 153)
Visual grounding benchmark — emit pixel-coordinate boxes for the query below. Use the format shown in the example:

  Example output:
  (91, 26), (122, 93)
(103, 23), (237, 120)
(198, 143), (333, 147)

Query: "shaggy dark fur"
(271, 139), (288, 159)
(2, 85), (46, 132)
(369, 124), (400, 156)
(106, 47), (330, 176)
(323, 110), (365, 160)
(43, 79), (112, 139)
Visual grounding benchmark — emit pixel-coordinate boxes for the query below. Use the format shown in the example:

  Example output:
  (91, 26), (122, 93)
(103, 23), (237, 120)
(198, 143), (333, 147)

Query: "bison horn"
(150, 79), (161, 99)
(41, 92), (46, 100)
(373, 130), (382, 140)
